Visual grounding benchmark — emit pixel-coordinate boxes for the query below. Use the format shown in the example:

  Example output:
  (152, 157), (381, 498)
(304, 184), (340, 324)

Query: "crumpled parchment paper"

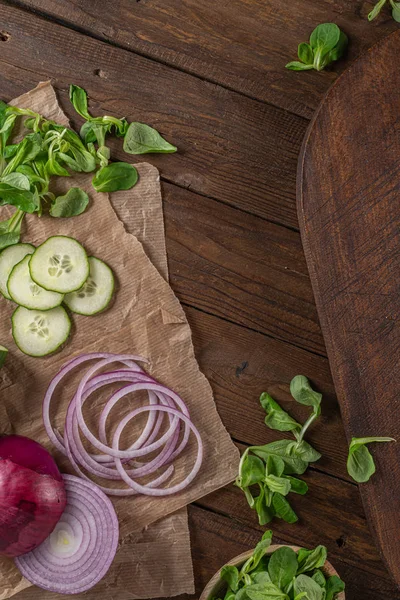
(0, 83), (241, 600)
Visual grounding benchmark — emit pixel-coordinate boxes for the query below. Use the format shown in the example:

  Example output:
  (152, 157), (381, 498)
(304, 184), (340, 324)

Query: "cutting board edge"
(296, 29), (400, 591)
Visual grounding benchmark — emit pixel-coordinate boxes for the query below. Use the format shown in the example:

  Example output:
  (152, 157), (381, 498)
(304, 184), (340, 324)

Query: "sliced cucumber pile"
(12, 306), (71, 357)
(64, 257), (114, 316)
(0, 243), (35, 300)
(30, 236), (89, 294)
(8, 256), (64, 311)
(1, 235), (115, 357)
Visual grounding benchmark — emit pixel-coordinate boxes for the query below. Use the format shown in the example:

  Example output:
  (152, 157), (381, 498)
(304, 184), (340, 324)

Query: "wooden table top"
(0, 1), (398, 598)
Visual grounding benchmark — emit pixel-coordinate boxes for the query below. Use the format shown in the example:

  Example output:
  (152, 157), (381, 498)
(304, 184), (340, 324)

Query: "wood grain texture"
(298, 29), (400, 587)
(11, 0), (398, 118)
(0, 1), (306, 229)
(163, 183), (325, 354)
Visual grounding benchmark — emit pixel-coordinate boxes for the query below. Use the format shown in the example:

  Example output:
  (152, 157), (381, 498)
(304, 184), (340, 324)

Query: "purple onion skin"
(0, 435), (66, 557)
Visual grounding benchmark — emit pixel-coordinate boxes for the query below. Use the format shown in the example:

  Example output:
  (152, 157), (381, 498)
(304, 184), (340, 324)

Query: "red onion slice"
(43, 354), (203, 497)
(15, 475), (119, 594)
(113, 405), (203, 496)
(43, 353), (146, 456)
(66, 399), (179, 481)
(63, 432), (175, 497)
(74, 382), (188, 459)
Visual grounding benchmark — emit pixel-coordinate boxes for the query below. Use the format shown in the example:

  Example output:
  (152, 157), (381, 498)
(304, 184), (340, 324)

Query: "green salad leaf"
(368, 0), (400, 20)
(123, 122), (177, 154)
(1, 173), (30, 190)
(0, 345), (8, 369)
(347, 436), (395, 483)
(50, 187), (89, 218)
(368, 0), (388, 20)
(221, 565), (239, 592)
(268, 546), (297, 590)
(260, 392), (301, 433)
(325, 575), (345, 600)
(69, 84), (92, 120)
(236, 376), (322, 526)
(294, 574), (324, 600)
(297, 546), (327, 574)
(272, 493), (298, 523)
(390, 0), (400, 20)
(92, 162), (139, 192)
(214, 533), (344, 600)
(286, 23), (348, 72)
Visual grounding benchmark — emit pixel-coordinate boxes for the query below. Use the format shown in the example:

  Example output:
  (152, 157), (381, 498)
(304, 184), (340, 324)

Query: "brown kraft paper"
(0, 82), (239, 597)
(1, 82), (194, 600)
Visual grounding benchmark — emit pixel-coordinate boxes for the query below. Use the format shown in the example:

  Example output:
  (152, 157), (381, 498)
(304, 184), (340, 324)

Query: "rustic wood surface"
(0, 1), (399, 598)
(298, 30), (400, 588)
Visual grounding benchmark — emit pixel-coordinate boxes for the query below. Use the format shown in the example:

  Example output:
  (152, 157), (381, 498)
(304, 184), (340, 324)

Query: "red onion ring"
(63, 432), (175, 497)
(43, 354), (203, 497)
(113, 405), (203, 496)
(65, 394), (179, 481)
(15, 475), (119, 594)
(65, 374), (179, 475)
(43, 353), (147, 455)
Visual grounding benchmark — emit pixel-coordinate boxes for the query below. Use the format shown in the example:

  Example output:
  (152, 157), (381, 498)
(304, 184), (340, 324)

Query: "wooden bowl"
(200, 544), (345, 600)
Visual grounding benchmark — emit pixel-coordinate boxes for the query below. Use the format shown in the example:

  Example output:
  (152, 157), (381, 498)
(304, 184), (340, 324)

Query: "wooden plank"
(186, 505), (400, 599)
(184, 306), (349, 481)
(163, 183), (325, 354)
(298, 30), (400, 587)
(0, 2), (306, 229)
(12, 0), (397, 119)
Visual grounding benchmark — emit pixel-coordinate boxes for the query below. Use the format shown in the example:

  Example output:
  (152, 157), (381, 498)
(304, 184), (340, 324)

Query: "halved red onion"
(15, 474), (119, 594)
(43, 353), (203, 497)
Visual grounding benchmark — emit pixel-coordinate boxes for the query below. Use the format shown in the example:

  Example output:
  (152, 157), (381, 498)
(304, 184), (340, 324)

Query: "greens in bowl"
(204, 531), (345, 600)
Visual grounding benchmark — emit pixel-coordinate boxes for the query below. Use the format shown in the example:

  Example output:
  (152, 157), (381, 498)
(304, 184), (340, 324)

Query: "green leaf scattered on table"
(347, 436), (395, 483)
(286, 23), (348, 71)
(123, 122), (177, 154)
(391, 0), (400, 21)
(235, 376), (322, 526)
(213, 531), (345, 600)
(260, 392), (301, 433)
(368, 0), (400, 20)
(69, 84), (92, 120)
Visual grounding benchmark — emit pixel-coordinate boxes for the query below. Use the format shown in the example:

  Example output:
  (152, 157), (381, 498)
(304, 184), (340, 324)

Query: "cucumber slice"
(63, 256), (114, 315)
(0, 345), (8, 368)
(8, 256), (64, 310)
(29, 236), (89, 294)
(12, 306), (71, 357)
(0, 243), (35, 300)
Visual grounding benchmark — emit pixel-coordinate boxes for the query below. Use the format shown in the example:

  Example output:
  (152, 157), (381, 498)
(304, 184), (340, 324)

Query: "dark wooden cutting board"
(298, 31), (400, 587)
